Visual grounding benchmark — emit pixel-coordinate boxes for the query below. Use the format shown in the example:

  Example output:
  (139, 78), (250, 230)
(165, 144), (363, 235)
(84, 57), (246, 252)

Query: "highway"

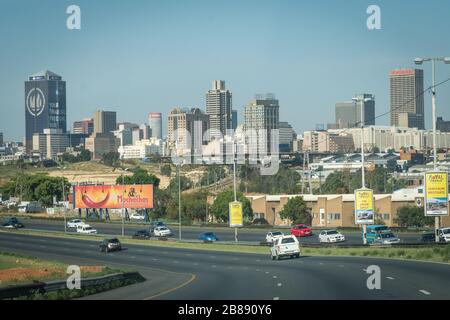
(19, 218), (425, 245)
(0, 231), (449, 299)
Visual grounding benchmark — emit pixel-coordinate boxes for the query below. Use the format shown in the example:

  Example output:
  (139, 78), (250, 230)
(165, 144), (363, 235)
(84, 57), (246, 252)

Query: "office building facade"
(390, 69), (425, 129)
(32, 128), (69, 160)
(25, 70), (66, 153)
(335, 94), (375, 129)
(73, 118), (94, 135)
(148, 113), (162, 139)
(93, 110), (117, 134)
(206, 80), (232, 136)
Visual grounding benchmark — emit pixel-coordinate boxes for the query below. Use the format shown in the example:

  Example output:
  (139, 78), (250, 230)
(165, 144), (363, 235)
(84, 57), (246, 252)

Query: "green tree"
(181, 190), (210, 222)
(160, 164), (172, 177)
(394, 206), (434, 228)
(279, 196), (312, 225)
(116, 168), (160, 188)
(168, 175), (192, 195)
(101, 152), (120, 167)
(210, 189), (253, 223)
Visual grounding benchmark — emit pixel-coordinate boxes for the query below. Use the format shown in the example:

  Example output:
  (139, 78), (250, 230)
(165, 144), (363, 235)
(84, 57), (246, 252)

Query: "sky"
(1, 0), (450, 141)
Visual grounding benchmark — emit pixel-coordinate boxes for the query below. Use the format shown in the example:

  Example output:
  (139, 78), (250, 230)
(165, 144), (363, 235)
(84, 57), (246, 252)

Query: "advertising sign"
(424, 172), (449, 216)
(229, 201), (243, 228)
(74, 185), (153, 209)
(354, 188), (374, 224)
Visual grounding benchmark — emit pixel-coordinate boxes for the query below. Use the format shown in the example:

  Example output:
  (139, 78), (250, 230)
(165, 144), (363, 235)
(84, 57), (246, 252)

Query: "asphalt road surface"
(19, 218), (424, 245)
(0, 231), (449, 299)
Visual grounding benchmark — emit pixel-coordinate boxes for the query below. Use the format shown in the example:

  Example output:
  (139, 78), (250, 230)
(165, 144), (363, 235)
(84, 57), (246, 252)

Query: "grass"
(2, 228), (450, 264)
(0, 251), (122, 287)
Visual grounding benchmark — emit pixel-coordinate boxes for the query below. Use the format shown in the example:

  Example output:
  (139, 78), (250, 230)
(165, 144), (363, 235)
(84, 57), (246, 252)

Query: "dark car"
(132, 230), (151, 239)
(199, 232), (218, 242)
(2, 217), (25, 229)
(420, 232), (436, 243)
(99, 238), (122, 253)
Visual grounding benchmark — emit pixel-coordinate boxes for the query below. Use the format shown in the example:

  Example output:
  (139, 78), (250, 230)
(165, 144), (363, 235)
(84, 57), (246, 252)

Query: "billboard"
(354, 188), (374, 225)
(74, 185), (153, 209)
(424, 172), (449, 217)
(229, 201), (243, 228)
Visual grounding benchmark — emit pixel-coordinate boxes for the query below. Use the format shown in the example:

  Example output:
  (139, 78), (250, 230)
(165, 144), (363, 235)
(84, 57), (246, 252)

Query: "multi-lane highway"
(19, 218), (425, 245)
(0, 231), (449, 299)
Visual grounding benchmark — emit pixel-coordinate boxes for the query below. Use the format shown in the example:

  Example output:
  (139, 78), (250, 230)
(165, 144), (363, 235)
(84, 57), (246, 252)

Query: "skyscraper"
(93, 110), (117, 134)
(206, 80), (232, 136)
(390, 69), (425, 129)
(148, 112), (162, 139)
(244, 94), (280, 157)
(335, 94), (375, 129)
(73, 118), (94, 135)
(231, 110), (238, 130)
(25, 70), (66, 153)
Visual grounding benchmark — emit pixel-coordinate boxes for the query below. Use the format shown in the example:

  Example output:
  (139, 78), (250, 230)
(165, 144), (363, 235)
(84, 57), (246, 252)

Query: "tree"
(181, 190), (210, 222)
(101, 152), (120, 167)
(167, 175), (192, 195)
(279, 196), (312, 225)
(116, 168), (160, 188)
(149, 188), (176, 220)
(394, 206), (434, 228)
(160, 164), (172, 177)
(210, 189), (253, 223)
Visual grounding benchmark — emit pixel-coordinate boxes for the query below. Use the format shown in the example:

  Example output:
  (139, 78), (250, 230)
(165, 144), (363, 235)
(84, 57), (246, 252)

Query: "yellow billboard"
(229, 201), (243, 228)
(74, 185), (154, 209)
(424, 172), (449, 216)
(354, 188), (374, 224)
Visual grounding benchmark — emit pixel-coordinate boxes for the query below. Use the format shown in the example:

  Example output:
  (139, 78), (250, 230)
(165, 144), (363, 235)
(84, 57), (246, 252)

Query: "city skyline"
(2, 0), (450, 141)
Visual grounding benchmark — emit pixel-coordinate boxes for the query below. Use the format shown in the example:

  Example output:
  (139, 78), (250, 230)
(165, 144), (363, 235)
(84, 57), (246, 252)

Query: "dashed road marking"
(256, 269), (260, 272)
(319, 262), (324, 265)
(212, 265), (217, 268)
(419, 290), (431, 296)
(265, 271), (270, 274)
(273, 297), (280, 300)
(193, 263), (199, 266)
(131, 256), (136, 259)
(387, 276), (395, 280)
(153, 258), (159, 261)
(339, 265), (344, 268)
(277, 283), (282, 287)
(273, 276), (277, 279)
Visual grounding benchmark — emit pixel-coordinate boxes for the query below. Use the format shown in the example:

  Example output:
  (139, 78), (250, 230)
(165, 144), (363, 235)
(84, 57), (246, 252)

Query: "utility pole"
(233, 141), (238, 242)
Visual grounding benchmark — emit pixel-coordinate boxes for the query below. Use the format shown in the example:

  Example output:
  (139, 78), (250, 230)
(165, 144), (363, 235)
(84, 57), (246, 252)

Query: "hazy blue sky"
(1, 0), (450, 141)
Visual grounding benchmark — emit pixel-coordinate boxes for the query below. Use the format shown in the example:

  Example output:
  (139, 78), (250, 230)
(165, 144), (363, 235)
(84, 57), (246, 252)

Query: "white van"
(76, 224), (98, 234)
(270, 235), (300, 260)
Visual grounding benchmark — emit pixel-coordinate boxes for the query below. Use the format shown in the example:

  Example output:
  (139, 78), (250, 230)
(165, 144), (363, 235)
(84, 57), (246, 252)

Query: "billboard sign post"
(354, 188), (375, 225)
(229, 201), (243, 228)
(424, 172), (449, 217)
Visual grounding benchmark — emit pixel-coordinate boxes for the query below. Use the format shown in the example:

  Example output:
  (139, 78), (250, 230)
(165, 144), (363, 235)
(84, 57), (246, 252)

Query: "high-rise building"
(85, 132), (120, 160)
(148, 113), (162, 139)
(279, 121), (297, 153)
(73, 118), (94, 135)
(25, 70), (66, 153)
(32, 128), (69, 160)
(0, 132), (3, 146)
(206, 80), (232, 136)
(335, 94), (375, 129)
(93, 110), (117, 134)
(244, 94), (280, 157)
(437, 117), (450, 133)
(390, 69), (424, 129)
(167, 107), (209, 156)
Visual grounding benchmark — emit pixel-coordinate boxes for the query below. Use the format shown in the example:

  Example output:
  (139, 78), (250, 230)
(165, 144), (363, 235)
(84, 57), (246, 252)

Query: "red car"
(290, 224), (313, 237)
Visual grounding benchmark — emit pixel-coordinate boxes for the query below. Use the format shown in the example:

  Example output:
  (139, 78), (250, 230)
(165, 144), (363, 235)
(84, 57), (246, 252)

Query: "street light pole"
(62, 178), (66, 233)
(415, 57), (450, 243)
(121, 173), (125, 237)
(178, 163), (182, 241)
(233, 141), (238, 242)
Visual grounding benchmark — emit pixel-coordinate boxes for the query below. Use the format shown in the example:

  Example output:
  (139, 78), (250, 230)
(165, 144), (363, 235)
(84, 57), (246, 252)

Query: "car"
(319, 230), (346, 243)
(199, 232), (218, 242)
(372, 231), (400, 245)
(290, 224), (313, 237)
(270, 235), (300, 260)
(67, 219), (84, 229)
(419, 232), (436, 243)
(132, 230), (151, 239)
(438, 228), (450, 242)
(150, 221), (166, 233)
(2, 217), (25, 229)
(153, 226), (172, 237)
(76, 224), (98, 234)
(99, 238), (122, 252)
(130, 213), (145, 221)
(265, 231), (284, 244)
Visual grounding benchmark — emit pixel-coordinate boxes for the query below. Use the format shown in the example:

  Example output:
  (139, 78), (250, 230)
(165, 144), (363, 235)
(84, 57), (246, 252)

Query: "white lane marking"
(339, 265), (344, 268)
(273, 275), (277, 279)
(319, 262), (324, 265)
(131, 256), (136, 259)
(212, 265), (217, 268)
(273, 297), (280, 300)
(419, 290), (431, 296)
(256, 259), (261, 262)
(152, 258), (159, 261)
(265, 271), (270, 274)
(210, 256), (216, 259)
(193, 263), (199, 266)
(256, 269), (260, 272)
(277, 283), (282, 287)
(387, 276), (395, 280)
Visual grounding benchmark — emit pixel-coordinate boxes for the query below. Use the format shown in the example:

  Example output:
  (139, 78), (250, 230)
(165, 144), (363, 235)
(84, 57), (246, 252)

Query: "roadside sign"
(229, 201), (243, 228)
(354, 188), (374, 225)
(424, 172), (449, 216)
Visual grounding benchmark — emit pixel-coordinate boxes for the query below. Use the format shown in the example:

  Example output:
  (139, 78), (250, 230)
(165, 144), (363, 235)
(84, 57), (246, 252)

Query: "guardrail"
(0, 271), (144, 300)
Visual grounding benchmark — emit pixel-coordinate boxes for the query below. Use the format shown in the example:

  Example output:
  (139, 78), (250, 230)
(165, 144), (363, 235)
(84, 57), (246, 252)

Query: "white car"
(265, 231), (284, 244)
(270, 235), (300, 260)
(130, 213), (145, 221)
(319, 230), (346, 243)
(76, 224), (98, 234)
(67, 219), (84, 229)
(153, 226), (172, 237)
(438, 228), (450, 242)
